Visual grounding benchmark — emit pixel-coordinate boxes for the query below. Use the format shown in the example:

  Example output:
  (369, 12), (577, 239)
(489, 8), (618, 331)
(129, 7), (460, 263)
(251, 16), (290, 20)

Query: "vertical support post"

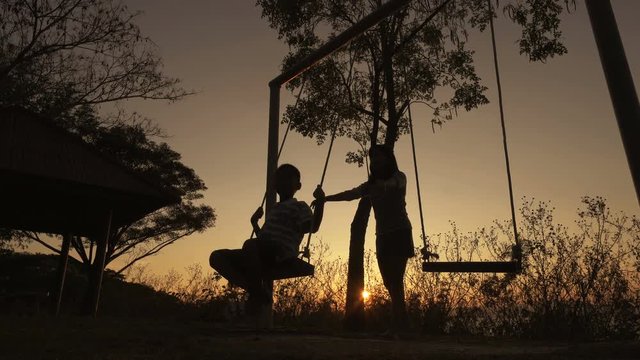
(92, 209), (112, 317)
(266, 84), (280, 212)
(263, 83), (280, 328)
(53, 232), (72, 316)
(586, 0), (640, 204)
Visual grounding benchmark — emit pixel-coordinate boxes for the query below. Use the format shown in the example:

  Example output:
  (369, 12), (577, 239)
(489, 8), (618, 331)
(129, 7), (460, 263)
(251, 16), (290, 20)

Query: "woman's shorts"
(376, 228), (415, 258)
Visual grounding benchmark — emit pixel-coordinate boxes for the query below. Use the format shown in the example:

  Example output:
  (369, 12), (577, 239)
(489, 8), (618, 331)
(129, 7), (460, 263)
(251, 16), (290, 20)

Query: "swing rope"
(409, 0), (521, 268)
(407, 102), (437, 260)
(301, 117), (339, 260)
(249, 78), (338, 263)
(487, 0), (522, 262)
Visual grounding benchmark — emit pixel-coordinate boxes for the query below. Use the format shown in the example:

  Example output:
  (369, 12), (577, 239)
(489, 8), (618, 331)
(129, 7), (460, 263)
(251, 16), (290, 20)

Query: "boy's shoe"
(255, 302), (273, 330)
(244, 293), (273, 330)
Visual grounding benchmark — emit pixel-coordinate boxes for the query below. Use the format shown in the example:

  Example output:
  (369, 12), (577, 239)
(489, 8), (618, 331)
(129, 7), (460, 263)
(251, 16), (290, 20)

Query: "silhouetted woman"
(324, 145), (413, 331)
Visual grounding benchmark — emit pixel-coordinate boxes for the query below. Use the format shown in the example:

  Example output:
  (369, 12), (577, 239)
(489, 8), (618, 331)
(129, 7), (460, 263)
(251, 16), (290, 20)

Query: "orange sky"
(66, 1), (640, 276)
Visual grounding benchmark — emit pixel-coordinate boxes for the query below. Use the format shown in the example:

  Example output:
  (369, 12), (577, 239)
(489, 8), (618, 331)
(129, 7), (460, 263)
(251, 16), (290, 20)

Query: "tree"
(0, 1), (214, 295)
(3, 105), (215, 282)
(0, 0), (189, 117)
(257, 0), (572, 330)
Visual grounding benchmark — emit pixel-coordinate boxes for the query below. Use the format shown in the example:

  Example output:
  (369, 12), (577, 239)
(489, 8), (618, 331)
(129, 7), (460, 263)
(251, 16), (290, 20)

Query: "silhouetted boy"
(210, 164), (325, 318)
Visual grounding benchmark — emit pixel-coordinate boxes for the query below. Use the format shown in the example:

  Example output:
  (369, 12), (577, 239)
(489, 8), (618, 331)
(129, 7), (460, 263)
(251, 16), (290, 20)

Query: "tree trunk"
(343, 197), (371, 331)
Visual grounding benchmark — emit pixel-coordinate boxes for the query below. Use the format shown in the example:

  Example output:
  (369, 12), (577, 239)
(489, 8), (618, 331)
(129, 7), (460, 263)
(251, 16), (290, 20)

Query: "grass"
(1, 315), (639, 360)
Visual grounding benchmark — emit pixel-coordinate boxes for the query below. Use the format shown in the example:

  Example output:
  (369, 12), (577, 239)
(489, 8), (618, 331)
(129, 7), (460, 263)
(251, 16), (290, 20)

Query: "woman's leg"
(377, 254), (409, 331)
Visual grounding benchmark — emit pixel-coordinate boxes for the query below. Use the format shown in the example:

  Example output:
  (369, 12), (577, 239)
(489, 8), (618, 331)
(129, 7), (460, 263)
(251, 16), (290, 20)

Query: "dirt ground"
(1, 316), (638, 360)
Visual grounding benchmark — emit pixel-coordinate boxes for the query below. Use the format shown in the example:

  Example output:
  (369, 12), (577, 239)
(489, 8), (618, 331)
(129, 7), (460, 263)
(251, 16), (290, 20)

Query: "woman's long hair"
(369, 144), (399, 182)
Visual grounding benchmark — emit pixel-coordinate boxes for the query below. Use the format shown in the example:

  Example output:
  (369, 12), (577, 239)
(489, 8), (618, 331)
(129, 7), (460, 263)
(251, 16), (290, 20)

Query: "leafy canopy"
(257, 0), (573, 161)
(0, 0), (214, 273)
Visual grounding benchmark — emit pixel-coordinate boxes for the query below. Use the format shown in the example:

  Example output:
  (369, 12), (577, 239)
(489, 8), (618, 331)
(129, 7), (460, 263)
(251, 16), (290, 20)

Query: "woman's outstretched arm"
(325, 186), (364, 202)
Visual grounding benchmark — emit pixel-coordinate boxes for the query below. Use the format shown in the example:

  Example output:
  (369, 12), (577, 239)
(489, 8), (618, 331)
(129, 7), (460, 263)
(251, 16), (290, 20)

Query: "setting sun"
(362, 290), (370, 301)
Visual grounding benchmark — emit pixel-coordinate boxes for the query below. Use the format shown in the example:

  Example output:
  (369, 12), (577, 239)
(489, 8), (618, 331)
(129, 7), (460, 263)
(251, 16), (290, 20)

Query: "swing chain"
(404, 68), (438, 263)
(301, 115), (339, 261)
(488, 0), (522, 267)
(300, 246), (311, 260)
(420, 243), (439, 261)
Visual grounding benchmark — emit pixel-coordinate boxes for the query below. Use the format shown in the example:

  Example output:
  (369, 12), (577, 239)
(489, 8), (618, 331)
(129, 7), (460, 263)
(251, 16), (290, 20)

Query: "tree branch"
(113, 232), (195, 274)
(31, 236), (61, 254)
(353, 105), (388, 126)
(394, 0), (454, 56)
(71, 235), (90, 264)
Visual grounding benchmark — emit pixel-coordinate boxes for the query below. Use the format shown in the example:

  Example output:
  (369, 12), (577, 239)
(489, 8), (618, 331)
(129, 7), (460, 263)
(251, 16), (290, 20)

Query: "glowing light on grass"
(362, 290), (370, 301)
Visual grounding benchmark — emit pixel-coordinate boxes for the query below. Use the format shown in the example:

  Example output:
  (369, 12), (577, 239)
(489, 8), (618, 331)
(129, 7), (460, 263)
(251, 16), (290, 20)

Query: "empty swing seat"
(209, 249), (314, 284)
(422, 260), (520, 273)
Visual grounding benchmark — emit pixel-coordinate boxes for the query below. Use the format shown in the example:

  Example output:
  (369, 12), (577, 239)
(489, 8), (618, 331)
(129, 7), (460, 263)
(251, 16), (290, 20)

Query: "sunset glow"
(21, 1), (638, 277)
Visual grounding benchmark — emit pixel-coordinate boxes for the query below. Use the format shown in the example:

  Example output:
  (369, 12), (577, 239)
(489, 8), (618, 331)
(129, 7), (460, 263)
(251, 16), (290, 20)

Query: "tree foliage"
(257, 0), (574, 158)
(3, 105), (215, 274)
(0, 1), (214, 274)
(504, 0), (576, 62)
(0, 0), (189, 117)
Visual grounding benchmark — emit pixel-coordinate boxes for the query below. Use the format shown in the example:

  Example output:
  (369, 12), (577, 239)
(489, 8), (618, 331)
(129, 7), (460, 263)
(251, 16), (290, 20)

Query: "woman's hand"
(311, 185), (325, 209)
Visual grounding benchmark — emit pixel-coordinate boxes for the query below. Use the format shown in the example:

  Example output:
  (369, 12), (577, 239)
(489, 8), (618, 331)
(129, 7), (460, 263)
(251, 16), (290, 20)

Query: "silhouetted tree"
(257, 0), (573, 330)
(0, 1), (214, 291)
(0, 0), (189, 117)
(2, 105), (215, 278)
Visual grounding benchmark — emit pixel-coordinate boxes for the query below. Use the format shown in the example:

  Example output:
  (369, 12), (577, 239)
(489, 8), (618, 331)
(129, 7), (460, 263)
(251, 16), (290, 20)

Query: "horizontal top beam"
(269, 0), (411, 88)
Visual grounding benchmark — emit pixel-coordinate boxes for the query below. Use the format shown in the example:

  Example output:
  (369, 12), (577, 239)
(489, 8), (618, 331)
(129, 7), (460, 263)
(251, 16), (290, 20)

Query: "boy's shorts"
(242, 235), (282, 266)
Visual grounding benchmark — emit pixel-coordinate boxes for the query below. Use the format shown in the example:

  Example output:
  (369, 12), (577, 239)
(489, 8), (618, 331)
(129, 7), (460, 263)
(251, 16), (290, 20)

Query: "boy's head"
(275, 164), (301, 198)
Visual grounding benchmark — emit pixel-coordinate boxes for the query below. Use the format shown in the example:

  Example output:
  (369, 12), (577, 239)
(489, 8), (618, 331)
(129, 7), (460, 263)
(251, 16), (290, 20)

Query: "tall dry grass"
(128, 197), (639, 339)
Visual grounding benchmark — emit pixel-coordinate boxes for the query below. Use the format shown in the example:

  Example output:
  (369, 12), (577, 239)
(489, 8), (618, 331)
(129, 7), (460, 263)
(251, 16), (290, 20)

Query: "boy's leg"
(209, 249), (250, 289)
(241, 239), (273, 305)
(241, 238), (278, 329)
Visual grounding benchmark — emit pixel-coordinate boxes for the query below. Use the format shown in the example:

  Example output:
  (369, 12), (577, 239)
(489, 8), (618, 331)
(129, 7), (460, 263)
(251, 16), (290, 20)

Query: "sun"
(361, 290), (370, 301)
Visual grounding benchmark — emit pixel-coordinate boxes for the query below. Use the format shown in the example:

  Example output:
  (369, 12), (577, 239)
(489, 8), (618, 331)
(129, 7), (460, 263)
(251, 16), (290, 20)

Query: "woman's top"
(349, 171), (412, 236)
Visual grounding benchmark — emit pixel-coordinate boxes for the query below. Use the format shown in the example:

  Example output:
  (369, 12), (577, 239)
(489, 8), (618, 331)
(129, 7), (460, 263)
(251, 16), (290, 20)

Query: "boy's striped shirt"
(261, 198), (313, 259)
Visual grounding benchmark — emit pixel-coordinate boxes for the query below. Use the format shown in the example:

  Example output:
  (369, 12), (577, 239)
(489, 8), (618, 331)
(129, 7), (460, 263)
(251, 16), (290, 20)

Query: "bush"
(129, 197), (638, 339)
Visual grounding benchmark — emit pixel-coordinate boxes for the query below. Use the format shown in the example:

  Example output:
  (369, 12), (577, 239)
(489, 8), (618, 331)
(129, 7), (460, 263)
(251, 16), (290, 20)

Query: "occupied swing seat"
(209, 248), (314, 283)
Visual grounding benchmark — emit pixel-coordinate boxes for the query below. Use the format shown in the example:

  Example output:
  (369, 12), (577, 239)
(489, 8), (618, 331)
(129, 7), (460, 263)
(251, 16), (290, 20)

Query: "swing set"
(213, 0), (640, 281)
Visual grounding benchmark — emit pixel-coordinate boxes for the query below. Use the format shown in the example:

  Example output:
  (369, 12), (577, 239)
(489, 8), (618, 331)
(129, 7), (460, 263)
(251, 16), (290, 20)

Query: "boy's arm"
(250, 207), (263, 236)
(310, 186), (325, 233)
(300, 186), (325, 233)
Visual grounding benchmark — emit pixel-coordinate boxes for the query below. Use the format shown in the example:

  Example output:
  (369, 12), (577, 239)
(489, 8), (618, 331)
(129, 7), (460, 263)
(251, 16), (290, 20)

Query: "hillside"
(0, 250), (187, 317)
